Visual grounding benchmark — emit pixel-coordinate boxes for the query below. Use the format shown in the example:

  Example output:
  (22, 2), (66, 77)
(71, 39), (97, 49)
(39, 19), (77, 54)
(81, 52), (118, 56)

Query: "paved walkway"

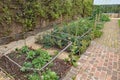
(75, 19), (120, 80)
(95, 19), (120, 52)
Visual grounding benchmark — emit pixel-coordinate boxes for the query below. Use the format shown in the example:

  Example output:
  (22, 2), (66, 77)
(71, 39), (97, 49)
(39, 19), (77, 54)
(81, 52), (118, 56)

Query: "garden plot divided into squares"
(0, 36), (72, 80)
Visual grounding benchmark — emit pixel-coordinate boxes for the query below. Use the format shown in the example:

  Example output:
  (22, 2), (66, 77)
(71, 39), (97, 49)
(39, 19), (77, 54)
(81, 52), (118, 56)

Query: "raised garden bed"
(0, 46), (72, 80)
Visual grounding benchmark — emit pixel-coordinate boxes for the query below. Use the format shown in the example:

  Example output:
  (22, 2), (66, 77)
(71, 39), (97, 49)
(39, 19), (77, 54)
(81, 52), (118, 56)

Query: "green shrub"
(0, 0), (93, 31)
(93, 30), (103, 38)
(100, 14), (110, 22)
(96, 23), (104, 30)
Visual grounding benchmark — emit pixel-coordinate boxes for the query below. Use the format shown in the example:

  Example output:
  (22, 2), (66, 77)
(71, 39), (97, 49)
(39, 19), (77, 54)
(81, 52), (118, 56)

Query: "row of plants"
(100, 5), (120, 13)
(36, 13), (110, 63)
(0, 0), (93, 31)
(36, 18), (106, 64)
(16, 46), (59, 80)
(37, 18), (93, 53)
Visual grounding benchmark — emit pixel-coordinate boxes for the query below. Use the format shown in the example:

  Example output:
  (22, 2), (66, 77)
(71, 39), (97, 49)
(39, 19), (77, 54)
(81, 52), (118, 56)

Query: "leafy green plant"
(79, 40), (88, 54)
(41, 69), (59, 80)
(96, 23), (104, 30)
(93, 30), (103, 38)
(100, 14), (110, 22)
(28, 73), (40, 80)
(27, 50), (36, 59)
(18, 46), (58, 80)
(20, 46), (29, 54)
(21, 62), (33, 72)
(21, 48), (51, 69)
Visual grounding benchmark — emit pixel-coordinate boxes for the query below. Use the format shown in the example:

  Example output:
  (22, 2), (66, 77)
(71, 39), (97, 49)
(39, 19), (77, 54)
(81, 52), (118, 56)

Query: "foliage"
(100, 14), (110, 22)
(27, 50), (36, 59)
(96, 23), (104, 30)
(0, 0), (93, 31)
(28, 69), (59, 80)
(28, 73), (40, 80)
(18, 46), (58, 80)
(1, 5), (12, 25)
(20, 46), (29, 54)
(41, 69), (59, 80)
(37, 19), (93, 55)
(118, 19), (120, 27)
(20, 47), (51, 70)
(93, 30), (103, 38)
(101, 5), (120, 13)
(79, 40), (90, 53)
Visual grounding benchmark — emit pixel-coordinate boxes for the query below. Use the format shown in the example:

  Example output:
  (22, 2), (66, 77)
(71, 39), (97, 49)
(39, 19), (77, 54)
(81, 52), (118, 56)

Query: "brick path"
(95, 19), (120, 52)
(75, 19), (120, 80)
(75, 42), (119, 80)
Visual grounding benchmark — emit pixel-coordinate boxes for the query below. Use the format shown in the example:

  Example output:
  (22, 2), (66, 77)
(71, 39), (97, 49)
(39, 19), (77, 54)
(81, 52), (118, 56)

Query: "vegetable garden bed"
(0, 46), (71, 80)
(36, 19), (94, 54)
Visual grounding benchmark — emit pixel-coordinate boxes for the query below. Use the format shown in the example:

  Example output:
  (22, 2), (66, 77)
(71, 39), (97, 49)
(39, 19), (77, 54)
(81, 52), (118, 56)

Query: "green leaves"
(32, 49), (51, 69)
(93, 30), (103, 38)
(27, 50), (36, 59)
(21, 48), (51, 69)
(21, 62), (33, 72)
(100, 14), (110, 22)
(28, 73), (40, 80)
(41, 69), (59, 80)
(18, 46), (58, 80)
(37, 18), (93, 54)
(21, 46), (29, 54)
(0, 0), (93, 32)
(28, 69), (59, 80)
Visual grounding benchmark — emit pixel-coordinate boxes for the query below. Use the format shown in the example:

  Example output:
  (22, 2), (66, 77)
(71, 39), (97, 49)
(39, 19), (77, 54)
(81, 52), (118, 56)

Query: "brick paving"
(75, 19), (120, 80)
(75, 42), (120, 80)
(95, 19), (120, 52)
